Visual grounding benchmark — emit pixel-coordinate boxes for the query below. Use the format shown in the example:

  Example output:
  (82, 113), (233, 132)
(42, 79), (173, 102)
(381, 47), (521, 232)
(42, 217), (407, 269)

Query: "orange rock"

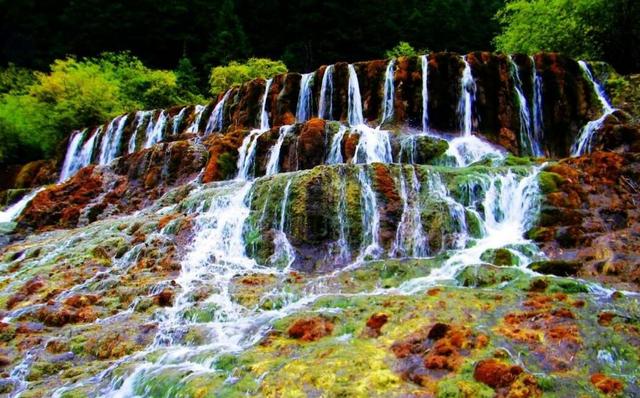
(365, 313), (389, 337)
(473, 359), (523, 389)
(287, 317), (334, 342)
(591, 373), (624, 395)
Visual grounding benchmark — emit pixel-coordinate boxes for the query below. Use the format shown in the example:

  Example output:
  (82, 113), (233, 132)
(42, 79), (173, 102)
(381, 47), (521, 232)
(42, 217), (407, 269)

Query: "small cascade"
(390, 166), (428, 257)
(296, 73), (314, 122)
(172, 107), (188, 135)
(59, 129), (87, 182)
(270, 178), (296, 270)
(98, 114), (128, 166)
(144, 110), (168, 149)
(127, 110), (152, 154)
(236, 130), (268, 180)
(70, 127), (100, 176)
(0, 188), (43, 223)
(421, 55), (430, 132)
(352, 126), (393, 164)
(265, 125), (294, 176)
(318, 65), (334, 120)
(332, 167), (351, 263)
(531, 56), (545, 153)
(205, 90), (232, 135)
(458, 56), (476, 135)
(326, 125), (348, 164)
(509, 56), (539, 156)
(259, 79), (273, 130)
(356, 166), (381, 261)
(186, 105), (206, 133)
(572, 61), (616, 156)
(380, 59), (395, 124)
(425, 171), (469, 249)
(347, 64), (365, 126)
(445, 135), (503, 167)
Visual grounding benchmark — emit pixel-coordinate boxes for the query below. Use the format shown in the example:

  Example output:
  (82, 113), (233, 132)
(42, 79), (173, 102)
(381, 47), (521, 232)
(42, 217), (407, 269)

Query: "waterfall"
(458, 56), (476, 135)
(445, 135), (503, 167)
(98, 115), (128, 166)
(236, 130), (268, 180)
(0, 188), (43, 223)
(186, 105), (206, 133)
(172, 107), (188, 135)
(380, 59), (395, 125)
(426, 171), (469, 249)
(270, 178), (296, 270)
(144, 110), (168, 149)
(75, 127), (100, 173)
(333, 167), (351, 263)
(347, 64), (365, 126)
(390, 165), (427, 257)
(326, 125), (348, 164)
(127, 111), (152, 154)
(318, 65), (334, 120)
(352, 126), (393, 164)
(421, 55), (430, 132)
(205, 90), (231, 135)
(265, 125), (294, 176)
(509, 56), (539, 156)
(532, 56), (545, 154)
(59, 129), (87, 182)
(572, 61), (616, 156)
(296, 73), (314, 122)
(356, 166), (381, 261)
(259, 79), (273, 130)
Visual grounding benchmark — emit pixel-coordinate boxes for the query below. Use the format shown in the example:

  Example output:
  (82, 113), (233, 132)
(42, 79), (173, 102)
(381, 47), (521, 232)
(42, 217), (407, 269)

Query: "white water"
(572, 61), (616, 156)
(144, 111), (168, 149)
(380, 59), (395, 124)
(296, 73), (314, 122)
(347, 64), (365, 126)
(531, 56), (545, 154)
(326, 125), (348, 164)
(186, 105), (206, 133)
(172, 107), (188, 135)
(458, 56), (476, 135)
(205, 90), (232, 135)
(0, 188), (43, 223)
(421, 55), (430, 132)
(98, 115), (129, 166)
(236, 130), (268, 180)
(270, 178), (296, 270)
(509, 56), (538, 156)
(319, 65), (334, 120)
(445, 135), (503, 167)
(390, 165), (427, 257)
(356, 166), (382, 261)
(352, 126), (393, 164)
(265, 125), (294, 176)
(259, 79), (273, 130)
(59, 129), (87, 182)
(128, 110), (153, 154)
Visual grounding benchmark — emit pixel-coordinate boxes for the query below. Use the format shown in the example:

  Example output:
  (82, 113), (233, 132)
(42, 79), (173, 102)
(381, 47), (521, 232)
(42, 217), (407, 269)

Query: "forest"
(0, 0), (638, 165)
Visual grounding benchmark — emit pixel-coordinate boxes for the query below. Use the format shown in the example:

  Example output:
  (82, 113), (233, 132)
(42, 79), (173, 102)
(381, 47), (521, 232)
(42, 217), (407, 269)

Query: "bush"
(209, 58), (288, 95)
(384, 41), (419, 58)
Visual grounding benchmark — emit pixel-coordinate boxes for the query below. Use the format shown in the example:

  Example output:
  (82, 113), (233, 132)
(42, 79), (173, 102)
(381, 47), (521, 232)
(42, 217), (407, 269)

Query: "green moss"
(538, 171), (564, 194)
(456, 264), (526, 288)
(480, 248), (520, 266)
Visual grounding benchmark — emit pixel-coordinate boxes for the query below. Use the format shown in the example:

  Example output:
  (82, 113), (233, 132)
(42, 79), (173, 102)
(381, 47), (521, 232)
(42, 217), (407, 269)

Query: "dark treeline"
(0, 0), (504, 74)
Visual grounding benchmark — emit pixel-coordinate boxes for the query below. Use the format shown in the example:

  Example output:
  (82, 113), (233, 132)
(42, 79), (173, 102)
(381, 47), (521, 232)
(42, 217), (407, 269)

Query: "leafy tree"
(176, 56), (201, 97)
(385, 42), (419, 58)
(209, 58), (288, 95)
(0, 64), (36, 95)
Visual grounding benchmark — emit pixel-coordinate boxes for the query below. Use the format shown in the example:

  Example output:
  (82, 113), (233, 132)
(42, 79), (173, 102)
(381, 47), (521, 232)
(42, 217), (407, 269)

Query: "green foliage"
(0, 53), (198, 165)
(494, 0), (620, 61)
(209, 58), (288, 95)
(385, 41), (419, 58)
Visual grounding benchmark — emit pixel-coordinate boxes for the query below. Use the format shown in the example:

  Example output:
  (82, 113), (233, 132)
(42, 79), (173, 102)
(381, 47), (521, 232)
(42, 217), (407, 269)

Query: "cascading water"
(260, 79), (273, 131)
(265, 125), (294, 176)
(59, 129), (87, 182)
(572, 61), (616, 156)
(98, 115), (129, 166)
(270, 177), (296, 270)
(318, 65), (334, 120)
(326, 125), (348, 164)
(204, 90), (231, 135)
(380, 59), (395, 125)
(128, 110), (152, 154)
(0, 188), (43, 223)
(347, 64), (365, 126)
(509, 56), (539, 156)
(144, 111), (168, 149)
(186, 105), (205, 133)
(296, 73), (314, 122)
(352, 126), (393, 164)
(236, 130), (268, 180)
(390, 166), (427, 258)
(531, 56), (545, 153)
(458, 56), (476, 135)
(356, 166), (382, 261)
(421, 55), (430, 132)
(172, 107), (188, 134)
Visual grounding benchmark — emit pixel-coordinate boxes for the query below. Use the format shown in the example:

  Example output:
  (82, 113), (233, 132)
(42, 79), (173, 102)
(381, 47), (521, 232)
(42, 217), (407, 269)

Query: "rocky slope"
(0, 52), (639, 397)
